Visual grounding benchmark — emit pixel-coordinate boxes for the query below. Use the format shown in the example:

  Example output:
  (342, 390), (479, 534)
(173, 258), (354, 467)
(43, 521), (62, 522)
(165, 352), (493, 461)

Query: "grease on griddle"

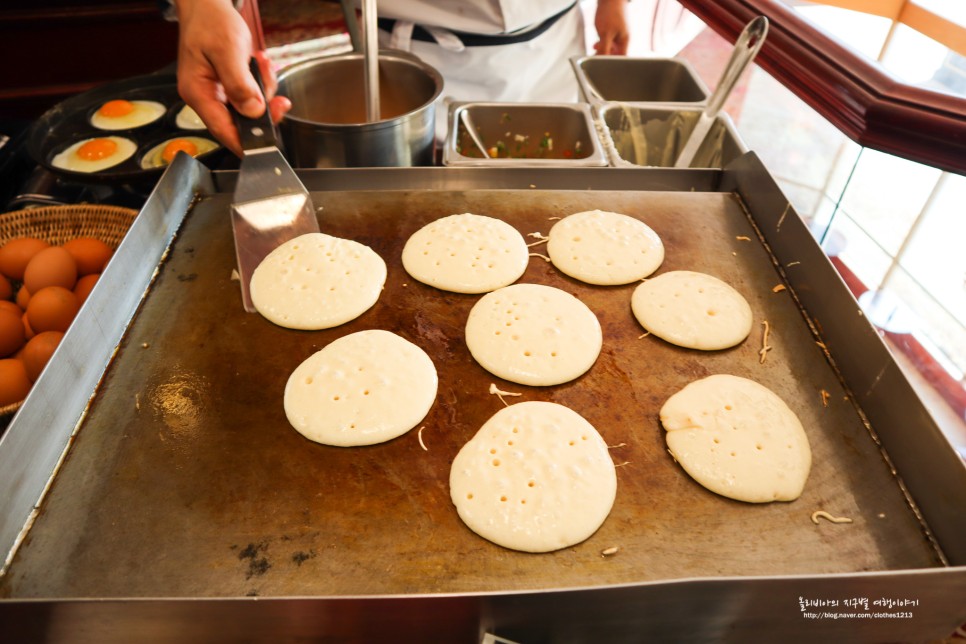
(292, 550), (317, 566)
(237, 541), (272, 579)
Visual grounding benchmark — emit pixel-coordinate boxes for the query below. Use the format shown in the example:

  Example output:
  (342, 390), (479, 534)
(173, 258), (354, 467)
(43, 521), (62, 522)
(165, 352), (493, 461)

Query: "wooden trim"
(0, 3), (163, 24)
(800, 0), (966, 56)
(797, 0), (904, 21)
(899, 3), (966, 57)
(676, 0), (966, 175)
(0, 83), (99, 101)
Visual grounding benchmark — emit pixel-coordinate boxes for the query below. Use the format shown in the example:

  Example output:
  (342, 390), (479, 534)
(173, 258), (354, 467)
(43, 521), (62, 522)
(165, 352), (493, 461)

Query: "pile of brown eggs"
(0, 236), (112, 407)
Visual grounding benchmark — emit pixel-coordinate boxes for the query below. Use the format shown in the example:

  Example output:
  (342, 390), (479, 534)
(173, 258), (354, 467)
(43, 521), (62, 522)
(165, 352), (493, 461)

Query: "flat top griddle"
(0, 184), (942, 599)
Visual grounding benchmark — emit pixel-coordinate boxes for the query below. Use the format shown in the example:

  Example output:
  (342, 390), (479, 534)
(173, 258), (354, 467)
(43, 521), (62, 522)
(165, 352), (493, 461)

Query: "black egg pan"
(26, 72), (224, 184)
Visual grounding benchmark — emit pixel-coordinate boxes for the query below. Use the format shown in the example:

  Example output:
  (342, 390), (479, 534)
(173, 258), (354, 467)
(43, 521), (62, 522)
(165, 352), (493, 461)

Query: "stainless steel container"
(277, 51), (443, 167)
(443, 102), (607, 167)
(597, 104), (746, 168)
(571, 55), (709, 105)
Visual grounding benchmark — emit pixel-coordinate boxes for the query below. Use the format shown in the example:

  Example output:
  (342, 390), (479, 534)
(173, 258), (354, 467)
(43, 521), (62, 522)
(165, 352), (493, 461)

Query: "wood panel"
(0, 2), (178, 119)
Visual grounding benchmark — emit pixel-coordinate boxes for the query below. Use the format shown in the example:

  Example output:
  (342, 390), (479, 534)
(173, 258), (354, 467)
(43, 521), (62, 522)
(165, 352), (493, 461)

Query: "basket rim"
(0, 204), (139, 219)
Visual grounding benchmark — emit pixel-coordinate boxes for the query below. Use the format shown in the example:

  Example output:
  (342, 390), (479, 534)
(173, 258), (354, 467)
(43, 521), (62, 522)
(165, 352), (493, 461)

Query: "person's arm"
(172, 0), (290, 155)
(594, 0), (630, 55)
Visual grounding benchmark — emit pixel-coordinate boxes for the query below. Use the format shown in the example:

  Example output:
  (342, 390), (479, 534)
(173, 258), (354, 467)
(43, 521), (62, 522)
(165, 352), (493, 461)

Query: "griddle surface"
(1, 190), (941, 598)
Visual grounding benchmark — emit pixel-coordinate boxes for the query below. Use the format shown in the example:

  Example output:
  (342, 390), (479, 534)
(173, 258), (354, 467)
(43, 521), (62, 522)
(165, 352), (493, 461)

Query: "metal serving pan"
(443, 102), (608, 167)
(571, 55), (710, 106)
(596, 104), (747, 169)
(0, 155), (963, 642)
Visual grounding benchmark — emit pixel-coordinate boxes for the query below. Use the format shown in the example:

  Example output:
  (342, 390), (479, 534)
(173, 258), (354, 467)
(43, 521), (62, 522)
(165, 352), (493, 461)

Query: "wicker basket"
(0, 204), (138, 417)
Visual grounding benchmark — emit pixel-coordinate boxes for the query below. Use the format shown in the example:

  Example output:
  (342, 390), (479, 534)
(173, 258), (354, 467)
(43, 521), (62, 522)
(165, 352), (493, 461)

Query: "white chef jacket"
(374, 0), (577, 35)
(371, 0), (587, 134)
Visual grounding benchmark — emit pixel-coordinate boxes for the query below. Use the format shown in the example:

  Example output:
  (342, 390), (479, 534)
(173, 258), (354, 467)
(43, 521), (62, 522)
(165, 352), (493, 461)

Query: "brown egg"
(24, 247), (78, 293)
(0, 309), (26, 357)
(0, 358), (31, 406)
(16, 285), (30, 309)
(0, 300), (22, 317)
(22, 331), (64, 382)
(0, 273), (11, 301)
(0, 237), (50, 281)
(74, 273), (100, 306)
(22, 312), (35, 341)
(63, 238), (113, 276)
(26, 286), (79, 334)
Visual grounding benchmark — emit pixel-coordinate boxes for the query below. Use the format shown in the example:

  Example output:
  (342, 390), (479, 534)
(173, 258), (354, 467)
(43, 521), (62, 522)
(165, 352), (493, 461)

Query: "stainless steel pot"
(277, 51), (443, 167)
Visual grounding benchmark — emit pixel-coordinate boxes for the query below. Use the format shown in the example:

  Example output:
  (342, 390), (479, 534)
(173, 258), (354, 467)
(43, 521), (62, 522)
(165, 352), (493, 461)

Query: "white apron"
(370, 1), (587, 136)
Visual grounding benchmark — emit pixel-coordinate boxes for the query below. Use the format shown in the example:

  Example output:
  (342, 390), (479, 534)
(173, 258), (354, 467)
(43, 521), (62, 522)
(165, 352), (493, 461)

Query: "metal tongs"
(674, 16), (768, 168)
(230, 59), (320, 312)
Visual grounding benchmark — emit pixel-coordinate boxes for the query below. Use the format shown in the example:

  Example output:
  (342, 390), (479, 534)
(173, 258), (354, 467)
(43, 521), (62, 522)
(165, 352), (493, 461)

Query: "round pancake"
(631, 270), (753, 350)
(547, 209), (664, 285)
(284, 330), (437, 447)
(464, 283), (602, 386)
(401, 213), (529, 293)
(250, 232), (386, 330)
(660, 374), (812, 503)
(450, 401), (617, 552)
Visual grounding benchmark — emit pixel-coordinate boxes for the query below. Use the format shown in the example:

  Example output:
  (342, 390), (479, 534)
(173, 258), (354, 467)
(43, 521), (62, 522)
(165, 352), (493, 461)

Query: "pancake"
(250, 232), (386, 330)
(450, 401), (617, 552)
(401, 213), (529, 294)
(547, 209), (664, 285)
(464, 283), (602, 386)
(631, 270), (753, 350)
(660, 374), (812, 503)
(284, 330), (437, 447)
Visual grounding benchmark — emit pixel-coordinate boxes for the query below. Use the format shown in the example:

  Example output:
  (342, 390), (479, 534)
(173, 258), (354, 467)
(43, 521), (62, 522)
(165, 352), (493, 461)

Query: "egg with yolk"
(140, 136), (219, 169)
(51, 136), (137, 173)
(90, 99), (165, 130)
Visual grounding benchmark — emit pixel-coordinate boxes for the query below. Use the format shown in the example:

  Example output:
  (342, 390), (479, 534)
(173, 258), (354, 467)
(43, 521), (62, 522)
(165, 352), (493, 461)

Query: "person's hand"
(173, 0), (291, 156)
(594, 0), (630, 56)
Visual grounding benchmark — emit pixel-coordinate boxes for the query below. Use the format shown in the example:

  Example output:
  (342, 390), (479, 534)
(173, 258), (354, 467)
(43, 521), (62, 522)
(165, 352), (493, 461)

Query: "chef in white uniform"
(379, 1), (590, 105)
(171, 0), (629, 155)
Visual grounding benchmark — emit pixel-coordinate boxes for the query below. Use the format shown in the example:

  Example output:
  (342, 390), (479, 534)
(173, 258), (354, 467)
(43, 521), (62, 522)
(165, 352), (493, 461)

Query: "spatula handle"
(230, 58), (279, 151)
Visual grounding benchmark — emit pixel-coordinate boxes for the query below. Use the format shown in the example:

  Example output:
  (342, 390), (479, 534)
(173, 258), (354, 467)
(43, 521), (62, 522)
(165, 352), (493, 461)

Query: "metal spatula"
(231, 59), (319, 312)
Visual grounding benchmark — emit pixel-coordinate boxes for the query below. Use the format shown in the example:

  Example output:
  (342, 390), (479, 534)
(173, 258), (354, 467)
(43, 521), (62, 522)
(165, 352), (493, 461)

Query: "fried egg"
(90, 99), (165, 130)
(140, 137), (219, 169)
(51, 137), (136, 173)
(175, 104), (206, 130)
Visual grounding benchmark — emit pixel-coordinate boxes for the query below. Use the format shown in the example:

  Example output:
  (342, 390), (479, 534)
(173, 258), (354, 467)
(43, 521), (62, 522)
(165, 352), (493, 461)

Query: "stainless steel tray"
(0, 155), (963, 642)
(571, 55), (710, 106)
(443, 102), (608, 167)
(596, 104), (747, 169)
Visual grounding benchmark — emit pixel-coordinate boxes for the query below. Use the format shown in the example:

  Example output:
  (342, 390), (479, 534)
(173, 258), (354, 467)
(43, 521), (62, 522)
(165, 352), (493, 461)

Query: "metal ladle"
(674, 16), (768, 168)
(361, 0), (379, 122)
